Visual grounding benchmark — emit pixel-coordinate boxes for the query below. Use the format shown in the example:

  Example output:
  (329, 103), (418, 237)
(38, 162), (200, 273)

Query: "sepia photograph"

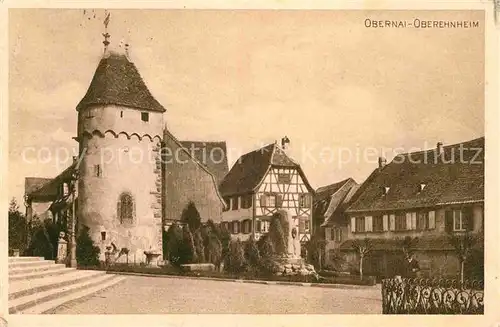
(3, 5), (495, 321)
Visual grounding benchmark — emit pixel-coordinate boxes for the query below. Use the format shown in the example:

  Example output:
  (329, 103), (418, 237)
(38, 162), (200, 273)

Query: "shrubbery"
(76, 225), (100, 267)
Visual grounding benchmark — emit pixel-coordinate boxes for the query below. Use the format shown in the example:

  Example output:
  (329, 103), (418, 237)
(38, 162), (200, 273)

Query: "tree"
(76, 225), (100, 267)
(256, 234), (276, 274)
(193, 229), (206, 263)
(224, 239), (247, 274)
(8, 198), (28, 254)
(163, 222), (183, 266)
(352, 238), (373, 280)
(180, 201), (202, 232)
(179, 224), (197, 264)
(449, 231), (477, 284)
(244, 237), (261, 273)
(306, 233), (326, 271)
(205, 233), (223, 269)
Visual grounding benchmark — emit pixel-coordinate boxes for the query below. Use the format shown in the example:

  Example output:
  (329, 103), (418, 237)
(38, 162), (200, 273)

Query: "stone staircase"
(8, 256), (126, 314)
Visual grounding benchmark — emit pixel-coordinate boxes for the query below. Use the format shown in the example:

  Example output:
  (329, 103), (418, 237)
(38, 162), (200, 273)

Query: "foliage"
(8, 198), (28, 254)
(179, 224), (197, 264)
(401, 236), (419, 258)
(193, 229), (206, 263)
(163, 222), (183, 266)
(76, 225), (100, 267)
(180, 201), (202, 232)
(224, 239), (247, 273)
(205, 233), (223, 268)
(25, 218), (60, 260)
(306, 233), (327, 270)
(448, 231), (478, 284)
(268, 213), (287, 256)
(244, 237), (261, 272)
(351, 238), (373, 279)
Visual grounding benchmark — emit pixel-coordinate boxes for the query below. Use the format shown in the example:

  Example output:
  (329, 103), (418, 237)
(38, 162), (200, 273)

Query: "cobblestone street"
(51, 275), (382, 314)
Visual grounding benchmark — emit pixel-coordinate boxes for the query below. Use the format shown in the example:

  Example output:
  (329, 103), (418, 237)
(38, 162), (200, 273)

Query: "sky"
(8, 9), (485, 204)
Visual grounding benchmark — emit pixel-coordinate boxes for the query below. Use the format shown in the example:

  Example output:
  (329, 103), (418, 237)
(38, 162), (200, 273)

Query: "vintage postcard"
(1, 1), (499, 327)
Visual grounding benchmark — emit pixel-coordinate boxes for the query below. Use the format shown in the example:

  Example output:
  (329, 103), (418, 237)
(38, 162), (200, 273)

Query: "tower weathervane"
(102, 10), (111, 54)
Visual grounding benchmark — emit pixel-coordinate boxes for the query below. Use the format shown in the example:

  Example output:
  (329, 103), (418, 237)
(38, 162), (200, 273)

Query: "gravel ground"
(51, 275), (382, 314)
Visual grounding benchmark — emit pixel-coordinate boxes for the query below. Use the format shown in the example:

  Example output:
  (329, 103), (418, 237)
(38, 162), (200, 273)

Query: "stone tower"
(75, 48), (165, 262)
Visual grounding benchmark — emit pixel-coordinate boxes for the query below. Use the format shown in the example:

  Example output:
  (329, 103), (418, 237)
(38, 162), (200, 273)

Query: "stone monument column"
(56, 232), (68, 264)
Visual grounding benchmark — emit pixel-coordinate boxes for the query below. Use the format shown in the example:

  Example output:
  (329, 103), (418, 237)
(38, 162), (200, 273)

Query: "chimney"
(378, 157), (387, 169)
(437, 142), (443, 155)
(72, 156), (78, 164)
(281, 136), (290, 150)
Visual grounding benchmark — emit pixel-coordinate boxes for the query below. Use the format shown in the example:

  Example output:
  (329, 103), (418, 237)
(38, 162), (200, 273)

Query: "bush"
(180, 201), (202, 232)
(193, 229), (205, 263)
(179, 224), (196, 264)
(205, 233), (222, 269)
(224, 239), (246, 273)
(163, 222), (183, 266)
(244, 237), (261, 272)
(76, 225), (100, 267)
(8, 198), (28, 254)
(268, 214), (287, 256)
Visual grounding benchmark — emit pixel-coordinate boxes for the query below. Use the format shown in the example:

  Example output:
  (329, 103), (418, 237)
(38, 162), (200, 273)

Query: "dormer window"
(85, 108), (95, 119)
(382, 186), (390, 195)
(419, 183), (426, 192)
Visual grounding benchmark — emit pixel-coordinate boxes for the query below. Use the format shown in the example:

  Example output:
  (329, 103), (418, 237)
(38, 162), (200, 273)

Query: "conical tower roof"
(76, 52), (166, 112)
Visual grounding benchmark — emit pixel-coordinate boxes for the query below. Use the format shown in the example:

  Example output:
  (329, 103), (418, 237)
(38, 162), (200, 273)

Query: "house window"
(299, 194), (311, 208)
(330, 228), (335, 241)
(85, 108), (95, 119)
(259, 220), (270, 233)
(335, 228), (343, 243)
(141, 112), (149, 122)
(120, 111), (124, 118)
(221, 222), (229, 232)
(299, 218), (310, 233)
(94, 164), (102, 177)
(453, 210), (465, 231)
(268, 194), (276, 208)
(355, 217), (365, 233)
(373, 215), (384, 232)
(232, 221), (240, 234)
(417, 212), (428, 230)
(277, 173), (291, 184)
(395, 213), (406, 231)
(231, 196), (239, 210)
(118, 193), (134, 224)
(242, 220), (252, 234)
(241, 194), (253, 209)
(101, 231), (106, 241)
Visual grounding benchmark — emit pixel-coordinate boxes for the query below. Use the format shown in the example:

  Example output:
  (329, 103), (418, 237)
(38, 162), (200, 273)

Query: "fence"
(381, 277), (484, 314)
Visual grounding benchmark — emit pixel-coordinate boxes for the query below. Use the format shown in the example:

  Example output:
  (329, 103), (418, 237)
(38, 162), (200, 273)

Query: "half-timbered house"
(219, 141), (315, 253)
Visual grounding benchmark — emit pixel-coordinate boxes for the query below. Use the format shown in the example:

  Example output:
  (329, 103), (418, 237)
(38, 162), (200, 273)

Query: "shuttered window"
(335, 228), (343, 243)
(373, 215), (384, 232)
(395, 213), (406, 231)
(365, 216), (373, 232)
(241, 195), (253, 209)
(428, 211), (436, 229)
(417, 212), (428, 230)
(389, 214), (396, 231)
(355, 217), (365, 233)
(299, 194), (311, 208)
(276, 194), (283, 208)
(232, 221), (240, 234)
(231, 196), (239, 210)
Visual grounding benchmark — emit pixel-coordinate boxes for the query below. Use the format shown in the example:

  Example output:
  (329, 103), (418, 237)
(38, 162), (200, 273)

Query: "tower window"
(141, 112), (149, 122)
(120, 111), (123, 118)
(94, 164), (102, 177)
(118, 193), (134, 224)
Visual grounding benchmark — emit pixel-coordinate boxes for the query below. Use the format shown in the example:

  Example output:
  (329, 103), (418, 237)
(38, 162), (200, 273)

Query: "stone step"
(9, 262), (64, 276)
(10, 274), (126, 314)
(9, 265), (73, 282)
(8, 257), (44, 263)
(9, 259), (57, 269)
(9, 270), (107, 300)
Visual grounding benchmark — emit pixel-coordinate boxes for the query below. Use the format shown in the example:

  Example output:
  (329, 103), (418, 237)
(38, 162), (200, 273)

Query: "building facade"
(219, 141), (314, 256)
(340, 137), (484, 278)
(24, 47), (227, 264)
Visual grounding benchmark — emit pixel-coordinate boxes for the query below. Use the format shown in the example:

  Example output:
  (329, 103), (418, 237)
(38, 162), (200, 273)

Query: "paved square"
(50, 275), (382, 314)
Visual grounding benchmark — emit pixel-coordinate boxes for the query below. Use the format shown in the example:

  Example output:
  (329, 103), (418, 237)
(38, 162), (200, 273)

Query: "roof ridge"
(394, 136), (485, 158)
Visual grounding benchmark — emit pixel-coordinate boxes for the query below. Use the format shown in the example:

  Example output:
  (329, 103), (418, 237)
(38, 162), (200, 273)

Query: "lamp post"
(23, 194), (32, 251)
(68, 170), (79, 268)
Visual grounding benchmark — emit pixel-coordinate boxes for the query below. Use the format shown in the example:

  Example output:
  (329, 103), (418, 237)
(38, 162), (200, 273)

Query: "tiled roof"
(76, 52), (166, 113)
(25, 178), (53, 196)
(313, 178), (358, 227)
(219, 142), (314, 196)
(26, 163), (77, 201)
(346, 137), (484, 213)
(179, 141), (229, 185)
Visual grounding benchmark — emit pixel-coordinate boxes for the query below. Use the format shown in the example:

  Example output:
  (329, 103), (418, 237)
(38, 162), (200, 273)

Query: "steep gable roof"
(25, 178), (53, 197)
(179, 141), (229, 185)
(219, 142), (314, 196)
(313, 178), (359, 227)
(76, 52), (166, 113)
(347, 137), (484, 213)
(25, 163), (77, 201)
